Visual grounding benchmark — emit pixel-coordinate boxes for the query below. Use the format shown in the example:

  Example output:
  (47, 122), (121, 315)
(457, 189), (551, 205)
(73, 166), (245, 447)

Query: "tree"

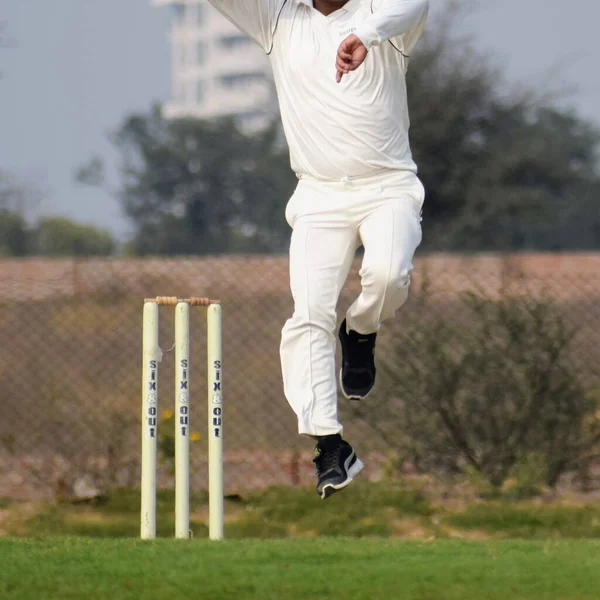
(78, 108), (297, 256)
(405, 3), (600, 250)
(79, 2), (600, 254)
(0, 209), (29, 256)
(348, 288), (600, 489)
(0, 170), (34, 215)
(0, 211), (117, 257)
(0, 171), (33, 255)
(0, 171), (117, 257)
(33, 217), (116, 257)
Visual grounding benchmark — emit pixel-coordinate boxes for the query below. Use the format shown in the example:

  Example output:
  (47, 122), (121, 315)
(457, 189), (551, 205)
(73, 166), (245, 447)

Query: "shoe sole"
(320, 457), (365, 500)
(338, 368), (374, 402)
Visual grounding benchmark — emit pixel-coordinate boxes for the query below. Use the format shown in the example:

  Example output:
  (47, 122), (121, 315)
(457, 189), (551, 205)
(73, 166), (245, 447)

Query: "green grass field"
(4, 482), (600, 540)
(1, 538), (599, 600)
(3, 483), (600, 598)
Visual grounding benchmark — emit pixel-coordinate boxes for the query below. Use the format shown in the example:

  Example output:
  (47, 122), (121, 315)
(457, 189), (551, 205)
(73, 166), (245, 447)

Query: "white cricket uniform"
(209, 0), (429, 436)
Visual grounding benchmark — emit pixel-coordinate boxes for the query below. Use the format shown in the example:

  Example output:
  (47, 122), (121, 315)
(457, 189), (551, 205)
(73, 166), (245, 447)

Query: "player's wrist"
(354, 24), (378, 50)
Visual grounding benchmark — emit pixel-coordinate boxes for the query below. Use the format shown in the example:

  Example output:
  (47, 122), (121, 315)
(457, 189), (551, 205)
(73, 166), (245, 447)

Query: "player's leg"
(280, 182), (364, 498)
(340, 174), (424, 400)
(280, 204), (357, 435)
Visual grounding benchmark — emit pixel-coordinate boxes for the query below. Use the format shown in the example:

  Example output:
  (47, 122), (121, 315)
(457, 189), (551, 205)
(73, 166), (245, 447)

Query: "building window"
(185, 81), (194, 104)
(196, 80), (205, 104)
(195, 4), (204, 26)
(197, 41), (207, 65)
(220, 73), (265, 88)
(171, 4), (185, 26)
(174, 42), (185, 68)
(175, 80), (185, 102)
(219, 34), (251, 50)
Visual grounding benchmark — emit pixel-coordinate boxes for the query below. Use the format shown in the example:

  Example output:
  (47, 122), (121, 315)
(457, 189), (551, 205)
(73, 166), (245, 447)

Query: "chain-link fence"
(1, 254), (599, 501)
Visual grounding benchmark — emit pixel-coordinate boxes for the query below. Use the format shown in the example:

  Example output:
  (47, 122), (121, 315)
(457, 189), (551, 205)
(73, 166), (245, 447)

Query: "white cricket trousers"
(280, 170), (424, 437)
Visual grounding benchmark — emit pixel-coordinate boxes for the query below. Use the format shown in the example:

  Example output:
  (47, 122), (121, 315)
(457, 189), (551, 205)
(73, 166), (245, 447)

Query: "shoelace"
(314, 443), (342, 474)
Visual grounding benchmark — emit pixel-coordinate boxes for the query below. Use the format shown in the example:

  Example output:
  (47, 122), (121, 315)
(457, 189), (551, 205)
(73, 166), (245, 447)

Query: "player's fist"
(336, 34), (368, 83)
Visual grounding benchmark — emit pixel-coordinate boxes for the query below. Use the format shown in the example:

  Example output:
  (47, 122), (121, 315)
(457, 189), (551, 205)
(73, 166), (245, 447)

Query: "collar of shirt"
(294, 0), (364, 16)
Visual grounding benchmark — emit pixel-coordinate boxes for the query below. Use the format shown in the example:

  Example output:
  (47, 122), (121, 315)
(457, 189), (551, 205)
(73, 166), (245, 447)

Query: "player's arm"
(336, 0), (428, 82)
(207, 0), (282, 51)
(355, 0), (429, 52)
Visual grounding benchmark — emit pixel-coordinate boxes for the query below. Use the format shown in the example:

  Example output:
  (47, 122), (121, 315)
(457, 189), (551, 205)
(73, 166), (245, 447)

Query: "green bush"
(350, 287), (600, 489)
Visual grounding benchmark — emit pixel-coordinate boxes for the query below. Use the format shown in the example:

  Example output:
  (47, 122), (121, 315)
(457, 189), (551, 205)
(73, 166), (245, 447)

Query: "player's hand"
(336, 34), (368, 83)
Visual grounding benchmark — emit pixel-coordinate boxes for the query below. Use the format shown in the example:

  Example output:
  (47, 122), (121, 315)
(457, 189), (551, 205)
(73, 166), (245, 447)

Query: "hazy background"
(1, 0), (598, 239)
(1, 0), (600, 518)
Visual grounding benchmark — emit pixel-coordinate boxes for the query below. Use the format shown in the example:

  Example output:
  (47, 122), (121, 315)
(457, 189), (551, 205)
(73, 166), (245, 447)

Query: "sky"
(1, 0), (599, 240)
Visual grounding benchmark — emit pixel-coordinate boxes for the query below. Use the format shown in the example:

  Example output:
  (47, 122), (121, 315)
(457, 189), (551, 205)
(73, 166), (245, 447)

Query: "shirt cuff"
(354, 24), (380, 50)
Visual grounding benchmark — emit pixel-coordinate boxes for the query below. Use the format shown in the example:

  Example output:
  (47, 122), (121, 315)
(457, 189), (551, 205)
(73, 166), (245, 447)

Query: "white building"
(153, 0), (274, 128)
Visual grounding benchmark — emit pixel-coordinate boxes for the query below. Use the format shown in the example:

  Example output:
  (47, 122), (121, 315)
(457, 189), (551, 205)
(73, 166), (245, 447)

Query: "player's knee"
(389, 268), (412, 293)
(286, 302), (336, 333)
(366, 265), (412, 296)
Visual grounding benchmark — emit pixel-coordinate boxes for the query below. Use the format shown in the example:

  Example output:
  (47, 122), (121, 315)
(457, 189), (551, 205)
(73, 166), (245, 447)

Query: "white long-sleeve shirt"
(209, 0), (429, 181)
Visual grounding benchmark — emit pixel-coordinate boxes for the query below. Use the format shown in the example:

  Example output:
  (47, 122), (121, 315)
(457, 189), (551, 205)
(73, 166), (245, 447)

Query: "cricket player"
(208, 0), (429, 498)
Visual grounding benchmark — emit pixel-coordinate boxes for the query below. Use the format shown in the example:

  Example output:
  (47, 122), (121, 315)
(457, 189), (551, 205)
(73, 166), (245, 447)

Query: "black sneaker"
(313, 434), (364, 499)
(338, 319), (377, 400)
